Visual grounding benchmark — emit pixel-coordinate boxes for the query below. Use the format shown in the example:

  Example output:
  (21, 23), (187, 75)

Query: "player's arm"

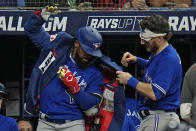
(136, 57), (148, 68)
(135, 82), (156, 101)
(121, 52), (148, 68)
(180, 64), (195, 123)
(24, 6), (60, 51)
(57, 66), (103, 116)
(117, 57), (179, 101)
(74, 91), (102, 116)
(116, 71), (156, 101)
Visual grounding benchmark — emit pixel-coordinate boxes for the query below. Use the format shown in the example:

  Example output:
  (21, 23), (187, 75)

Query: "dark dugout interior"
(1, 35), (195, 82)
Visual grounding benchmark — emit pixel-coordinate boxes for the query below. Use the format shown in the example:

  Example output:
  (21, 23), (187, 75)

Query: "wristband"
(127, 76), (139, 89)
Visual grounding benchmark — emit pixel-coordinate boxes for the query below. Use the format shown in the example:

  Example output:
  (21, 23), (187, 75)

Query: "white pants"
(36, 119), (85, 131)
(139, 111), (180, 131)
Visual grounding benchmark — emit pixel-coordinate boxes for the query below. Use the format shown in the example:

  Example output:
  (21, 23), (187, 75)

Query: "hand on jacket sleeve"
(41, 5), (61, 21)
(57, 66), (80, 94)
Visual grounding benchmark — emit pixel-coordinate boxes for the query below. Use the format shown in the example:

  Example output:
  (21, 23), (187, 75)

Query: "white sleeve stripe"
(90, 92), (102, 98)
(24, 103), (34, 116)
(152, 83), (166, 95)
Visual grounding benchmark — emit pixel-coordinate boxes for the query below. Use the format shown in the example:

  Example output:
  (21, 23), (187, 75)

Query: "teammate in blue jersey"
(116, 14), (182, 131)
(24, 6), (105, 131)
(0, 83), (19, 131)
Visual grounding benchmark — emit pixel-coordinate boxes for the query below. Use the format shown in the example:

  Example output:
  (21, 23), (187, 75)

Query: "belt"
(139, 109), (176, 120)
(39, 112), (72, 124)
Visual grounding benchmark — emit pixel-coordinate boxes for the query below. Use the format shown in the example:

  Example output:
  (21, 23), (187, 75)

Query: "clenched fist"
(41, 5), (61, 21)
(121, 52), (137, 67)
(57, 67), (80, 94)
(116, 71), (132, 85)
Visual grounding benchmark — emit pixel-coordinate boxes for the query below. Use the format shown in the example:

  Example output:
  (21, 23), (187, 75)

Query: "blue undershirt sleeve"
(136, 57), (148, 68)
(73, 89), (101, 110)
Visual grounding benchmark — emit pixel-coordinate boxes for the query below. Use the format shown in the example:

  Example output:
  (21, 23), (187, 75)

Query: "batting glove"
(41, 5), (61, 21)
(57, 66), (80, 94)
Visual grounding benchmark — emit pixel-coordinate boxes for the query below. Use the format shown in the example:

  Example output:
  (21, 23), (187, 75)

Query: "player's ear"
(156, 36), (162, 42)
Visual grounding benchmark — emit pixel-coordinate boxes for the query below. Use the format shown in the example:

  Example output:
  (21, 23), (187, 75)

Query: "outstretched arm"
(121, 52), (148, 68)
(24, 6), (60, 51)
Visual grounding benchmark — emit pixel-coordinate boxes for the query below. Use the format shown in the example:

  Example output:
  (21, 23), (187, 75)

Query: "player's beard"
(75, 48), (97, 70)
(145, 40), (158, 53)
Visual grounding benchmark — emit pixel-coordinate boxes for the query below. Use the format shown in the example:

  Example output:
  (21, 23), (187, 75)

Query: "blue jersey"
(40, 53), (103, 120)
(0, 115), (18, 131)
(138, 44), (182, 111)
(121, 98), (141, 131)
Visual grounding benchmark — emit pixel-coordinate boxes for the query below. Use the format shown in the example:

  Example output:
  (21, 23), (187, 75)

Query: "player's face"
(77, 46), (95, 62)
(18, 121), (33, 131)
(74, 44), (97, 69)
(141, 37), (159, 53)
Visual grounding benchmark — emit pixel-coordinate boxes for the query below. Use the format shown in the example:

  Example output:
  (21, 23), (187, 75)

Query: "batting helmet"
(0, 83), (8, 100)
(75, 26), (103, 57)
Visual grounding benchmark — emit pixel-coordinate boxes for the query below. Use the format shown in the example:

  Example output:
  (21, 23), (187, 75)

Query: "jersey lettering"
(145, 70), (152, 83)
(127, 109), (141, 120)
(75, 75), (81, 81)
(79, 79), (87, 90)
(65, 90), (74, 104)
(39, 51), (55, 74)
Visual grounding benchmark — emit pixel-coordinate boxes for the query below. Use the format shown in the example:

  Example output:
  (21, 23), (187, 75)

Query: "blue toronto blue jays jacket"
(24, 12), (75, 115)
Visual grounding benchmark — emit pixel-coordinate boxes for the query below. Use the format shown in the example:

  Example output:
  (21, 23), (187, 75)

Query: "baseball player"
(24, 6), (121, 131)
(116, 14), (182, 131)
(0, 83), (19, 131)
(180, 63), (196, 128)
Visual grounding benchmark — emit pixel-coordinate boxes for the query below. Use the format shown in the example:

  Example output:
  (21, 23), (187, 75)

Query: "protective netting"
(0, 0), (195, 10)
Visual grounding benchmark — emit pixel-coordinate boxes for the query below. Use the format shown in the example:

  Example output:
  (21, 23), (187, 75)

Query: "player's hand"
(116, 71), (132, 85)
(132, 0), (147, 10)
(121, 52), (137, 67)
(57, 67), (80, 94)
(41, 5), (61, 21)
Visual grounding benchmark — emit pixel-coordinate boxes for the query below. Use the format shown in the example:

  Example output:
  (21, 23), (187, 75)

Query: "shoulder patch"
(50, 34), (57, 42)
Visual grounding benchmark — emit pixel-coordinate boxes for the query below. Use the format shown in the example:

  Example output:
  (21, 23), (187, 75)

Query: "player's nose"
(141, 39), (146, 45)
